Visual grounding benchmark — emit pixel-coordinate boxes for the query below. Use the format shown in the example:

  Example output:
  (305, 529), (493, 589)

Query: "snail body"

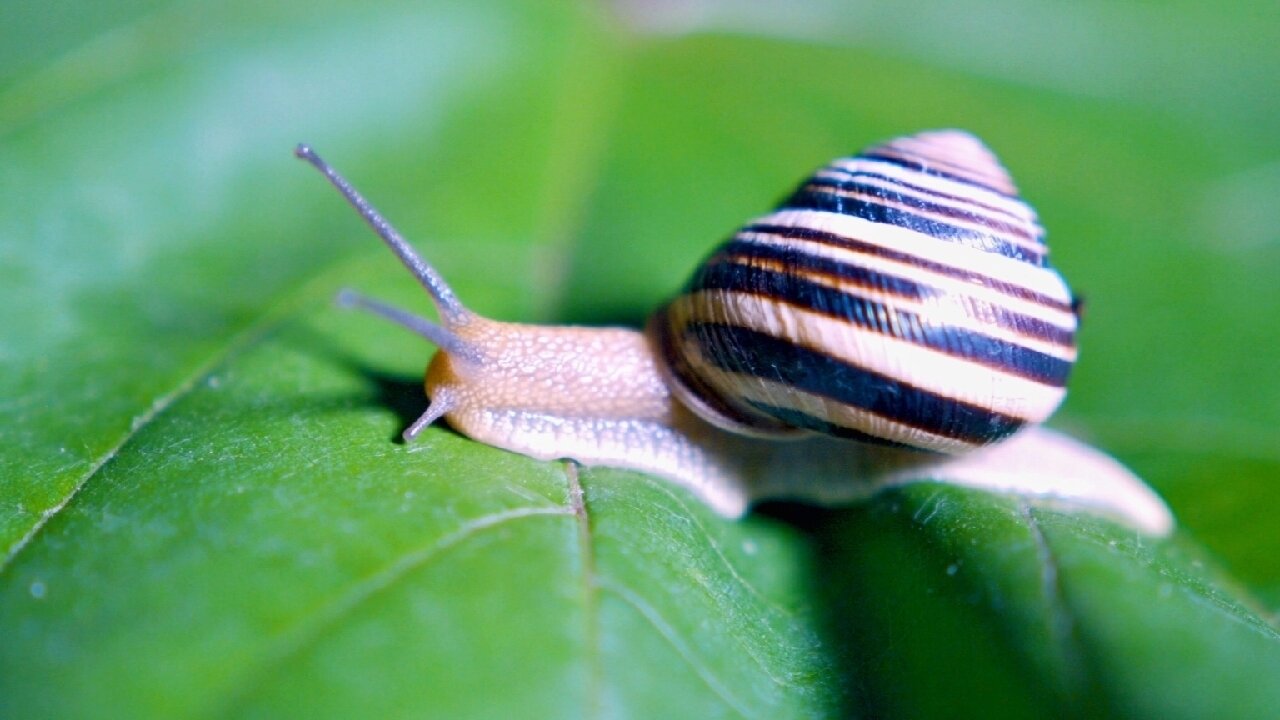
(296, 132), (1172, 535)
(417, 316), (734, 501)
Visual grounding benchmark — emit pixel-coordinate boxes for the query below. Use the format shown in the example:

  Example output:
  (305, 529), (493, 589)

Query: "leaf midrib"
(0, 306), (286, 573)
(205, 505), (575, 719)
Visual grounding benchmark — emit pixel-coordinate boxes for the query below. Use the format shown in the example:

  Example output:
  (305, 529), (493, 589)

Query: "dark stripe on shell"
(718, 239), (1076, 347)
(801, 176), (1040, 244)
(684, 322), (1028, 445)
(782, 188), (1044, 265)
(744, 223), (1074, 313)
(649, 307), (792, 433)
(859, 150), (1017, 198)
(688, 261), (1073, 387)
(744, 403), (942, 452)
(821, 167), (1034, 228)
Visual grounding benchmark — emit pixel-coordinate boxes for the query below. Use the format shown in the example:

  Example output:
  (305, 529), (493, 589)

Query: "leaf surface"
(2, 1), (1278, 718)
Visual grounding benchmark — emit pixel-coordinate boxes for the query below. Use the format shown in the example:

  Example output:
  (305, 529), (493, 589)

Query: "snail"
(296, 131), (1173, 535)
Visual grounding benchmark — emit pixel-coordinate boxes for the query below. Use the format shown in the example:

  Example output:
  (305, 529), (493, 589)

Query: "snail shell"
(296, 132), (1171, 535)
(654, 130), (1077, 453)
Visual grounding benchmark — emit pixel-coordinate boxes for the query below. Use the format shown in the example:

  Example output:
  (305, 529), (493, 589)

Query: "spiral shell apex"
(656, 130), (1079, 454)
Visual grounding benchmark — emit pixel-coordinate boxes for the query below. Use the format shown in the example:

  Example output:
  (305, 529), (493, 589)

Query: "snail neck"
(425, 317), (675, 435)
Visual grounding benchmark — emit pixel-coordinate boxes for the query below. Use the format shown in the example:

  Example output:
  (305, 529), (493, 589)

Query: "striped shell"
(653, 130), (1078, 454)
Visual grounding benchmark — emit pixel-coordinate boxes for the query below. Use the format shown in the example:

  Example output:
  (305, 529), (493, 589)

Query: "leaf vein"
(212, 506), (573, 716)
(645, 480), (799, 620)
(1019, 501), (1087, 695)
(563, 462), (603, 720)
(0, 318), (280, 574)
(598, 577), (757, 720)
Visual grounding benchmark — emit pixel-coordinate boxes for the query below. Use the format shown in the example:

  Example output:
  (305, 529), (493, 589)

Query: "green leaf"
(3, 1), (1278, 718)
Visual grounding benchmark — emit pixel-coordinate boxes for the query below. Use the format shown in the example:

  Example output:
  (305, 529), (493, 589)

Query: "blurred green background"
(2, 0), (1278, 718)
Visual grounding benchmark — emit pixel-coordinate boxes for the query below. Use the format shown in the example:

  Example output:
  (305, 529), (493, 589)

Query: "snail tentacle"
(296, 143), (471, 325)
(334, 288), (482, 364)
(404, 387), (454, 442)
